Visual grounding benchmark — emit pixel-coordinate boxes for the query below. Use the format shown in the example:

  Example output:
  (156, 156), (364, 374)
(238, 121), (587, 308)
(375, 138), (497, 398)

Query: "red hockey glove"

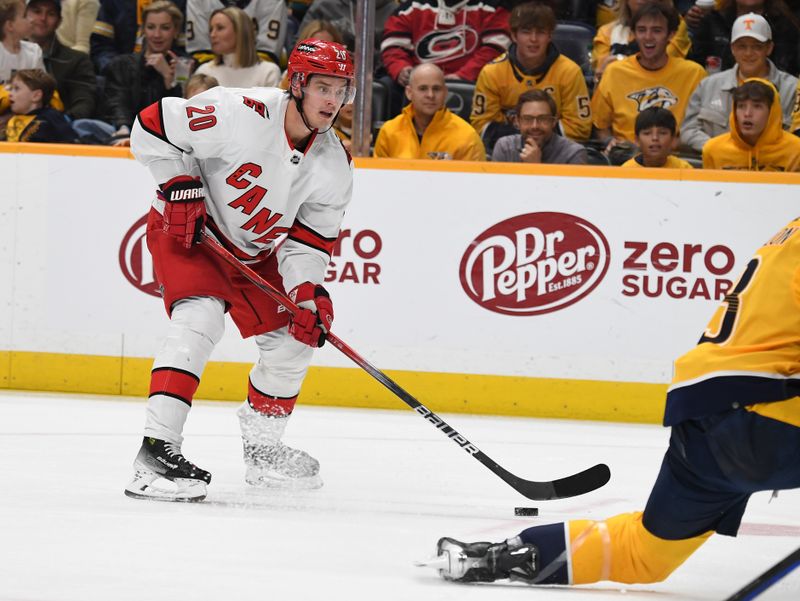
(288, 282), (334, 348)
(159, 175), (206, 249)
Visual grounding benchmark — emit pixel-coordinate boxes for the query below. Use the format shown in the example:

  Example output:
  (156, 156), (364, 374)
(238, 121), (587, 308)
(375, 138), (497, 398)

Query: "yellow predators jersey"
(666, 218), (800, 427)
(592, 55), (706, 142)
(471, 51), (591, 141)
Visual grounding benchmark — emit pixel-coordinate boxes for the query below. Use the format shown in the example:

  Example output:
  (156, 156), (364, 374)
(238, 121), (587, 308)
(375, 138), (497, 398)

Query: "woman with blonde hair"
(592, 0), (691, 77)
(195, 6), (280, 88)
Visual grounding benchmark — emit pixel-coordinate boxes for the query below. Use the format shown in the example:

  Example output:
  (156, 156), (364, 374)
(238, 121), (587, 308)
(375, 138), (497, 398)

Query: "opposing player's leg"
(427, 407), (800, 586)
(125, 296), (225, 502)
(237, 327), (321, 489)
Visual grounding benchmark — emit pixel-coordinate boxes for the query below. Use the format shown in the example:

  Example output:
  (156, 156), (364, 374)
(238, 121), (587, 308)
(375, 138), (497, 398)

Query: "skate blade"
(245, 469), (323, 490)
(413, 554), (450, 570)
(124, 472), (207, 502)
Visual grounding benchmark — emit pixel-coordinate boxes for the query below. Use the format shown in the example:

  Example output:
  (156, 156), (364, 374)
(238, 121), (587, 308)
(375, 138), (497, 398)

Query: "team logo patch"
(627, 86), (678, 112)
(296, 43), (318, 53)
(459, 212), (610, 316)
(416, 27), (478, 62)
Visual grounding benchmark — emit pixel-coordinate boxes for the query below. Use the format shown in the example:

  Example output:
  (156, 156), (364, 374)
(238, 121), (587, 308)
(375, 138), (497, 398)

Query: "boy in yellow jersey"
(422, 216), (800, 586)
(703, 78), (800, 171)
(622, 107), (693, 168)
(470, 2), (591, 154)
(592, 2), (706, 148)
(374, 63), (485, 161)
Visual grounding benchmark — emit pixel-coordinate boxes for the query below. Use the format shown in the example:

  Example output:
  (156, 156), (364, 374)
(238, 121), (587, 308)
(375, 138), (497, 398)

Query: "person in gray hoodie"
(681, 12), (797, 154)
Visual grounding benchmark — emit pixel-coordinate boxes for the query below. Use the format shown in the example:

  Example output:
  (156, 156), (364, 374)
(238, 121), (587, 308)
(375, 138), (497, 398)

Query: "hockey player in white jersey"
(124, 39), (355, 502)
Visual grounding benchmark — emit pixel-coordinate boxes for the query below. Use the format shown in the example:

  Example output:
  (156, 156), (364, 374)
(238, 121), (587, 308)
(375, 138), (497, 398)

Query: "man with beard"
(491, 89), (587, 164)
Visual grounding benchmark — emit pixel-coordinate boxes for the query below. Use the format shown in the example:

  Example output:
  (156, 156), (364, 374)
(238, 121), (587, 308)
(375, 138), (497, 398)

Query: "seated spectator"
(681, 13), (797, 153)
(184, 71), (217, 97)
(492, 89), (588, 164)
(592, 2), (706, 147)
(0, 0), (44, 85)
(27, 0), (97, 120)
(297, 0), (395, 58)
(194, 7), (280, 88)
(596, 0), (621, 27)
(381, 0), (511, 86)
(333, 101), (354, 152)
(373, 63), (486, 161)
(91, 0), (186, 74)
(278, 19), (344, 89)
(622, 106), (693, 167)
(702, 78), (800, 171)
(792, 80), (799, 134)
(471, 2), (591, 155)
(186, 0), (285, 66)
(56, 0), (99, 53)
(593, 0), (691, 78)
(687, 0), (800, 76)
(2, 68), (75, 141)
(101, 0), (186, 145)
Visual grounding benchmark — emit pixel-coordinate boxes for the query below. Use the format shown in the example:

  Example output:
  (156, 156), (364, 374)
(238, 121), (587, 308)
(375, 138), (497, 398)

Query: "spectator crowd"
(1, 0), (799, 170)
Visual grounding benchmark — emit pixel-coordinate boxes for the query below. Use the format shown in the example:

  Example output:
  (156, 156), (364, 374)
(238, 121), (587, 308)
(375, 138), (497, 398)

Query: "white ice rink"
(1, 390), (798, 601)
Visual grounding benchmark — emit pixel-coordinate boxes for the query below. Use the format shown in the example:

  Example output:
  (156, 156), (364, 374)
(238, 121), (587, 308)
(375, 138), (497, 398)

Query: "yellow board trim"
(1, 143), (799, 185)
(1, 350), (667, 424)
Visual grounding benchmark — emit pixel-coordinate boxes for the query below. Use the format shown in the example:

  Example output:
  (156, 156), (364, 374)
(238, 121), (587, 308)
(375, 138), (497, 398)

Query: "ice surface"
(0, 390), (798, 601)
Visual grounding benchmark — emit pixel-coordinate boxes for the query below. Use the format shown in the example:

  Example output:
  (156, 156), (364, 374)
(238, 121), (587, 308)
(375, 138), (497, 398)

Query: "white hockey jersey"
(186, 0), (287, 62)
(130, 86), (353, 293)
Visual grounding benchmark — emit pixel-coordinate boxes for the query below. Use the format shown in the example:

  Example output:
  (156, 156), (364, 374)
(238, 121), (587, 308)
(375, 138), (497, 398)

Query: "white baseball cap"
(731, 13), (772, 43)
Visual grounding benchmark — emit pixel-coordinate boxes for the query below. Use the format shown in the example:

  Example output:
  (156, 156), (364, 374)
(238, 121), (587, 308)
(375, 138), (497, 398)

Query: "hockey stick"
(201, 234), (611, 501)
(723, 546), (800, 601)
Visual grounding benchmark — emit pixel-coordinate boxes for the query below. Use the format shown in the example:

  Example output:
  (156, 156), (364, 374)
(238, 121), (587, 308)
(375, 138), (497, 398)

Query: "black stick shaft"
(201, 235), (610, 501)
(724, 547), (800, 601)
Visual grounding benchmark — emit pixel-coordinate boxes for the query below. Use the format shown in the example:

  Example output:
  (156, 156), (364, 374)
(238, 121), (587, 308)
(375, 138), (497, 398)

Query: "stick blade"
(510, 463), (611, 501)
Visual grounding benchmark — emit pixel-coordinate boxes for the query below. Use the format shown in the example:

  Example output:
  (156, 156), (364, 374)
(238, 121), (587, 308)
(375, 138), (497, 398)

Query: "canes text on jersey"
(225, 163), (289, 244)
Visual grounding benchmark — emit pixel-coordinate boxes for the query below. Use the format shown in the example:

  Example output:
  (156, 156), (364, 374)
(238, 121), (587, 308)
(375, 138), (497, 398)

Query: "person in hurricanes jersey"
(124, 39), (356, 502)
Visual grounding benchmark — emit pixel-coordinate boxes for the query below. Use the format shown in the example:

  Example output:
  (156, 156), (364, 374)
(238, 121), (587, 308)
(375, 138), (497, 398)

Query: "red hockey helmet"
(287, 39), (356, 104)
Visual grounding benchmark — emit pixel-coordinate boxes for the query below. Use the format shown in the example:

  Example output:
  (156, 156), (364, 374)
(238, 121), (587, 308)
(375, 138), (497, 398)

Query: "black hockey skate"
(124, 437), (211, 502)
(415, 536), (539, 583)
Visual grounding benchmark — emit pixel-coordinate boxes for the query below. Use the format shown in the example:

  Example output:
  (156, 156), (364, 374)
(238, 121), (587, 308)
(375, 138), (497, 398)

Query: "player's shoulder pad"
(225, 86), (284, 120)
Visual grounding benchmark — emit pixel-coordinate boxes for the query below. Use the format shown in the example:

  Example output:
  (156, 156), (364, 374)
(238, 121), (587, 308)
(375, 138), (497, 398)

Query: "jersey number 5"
(186, 105), (217, 131)
(698, 257), (760, 345)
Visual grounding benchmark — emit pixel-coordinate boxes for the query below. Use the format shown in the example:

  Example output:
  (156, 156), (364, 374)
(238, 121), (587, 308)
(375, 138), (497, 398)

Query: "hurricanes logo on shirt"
(416, 27), (478, 62)
(627, 87), (678, 112)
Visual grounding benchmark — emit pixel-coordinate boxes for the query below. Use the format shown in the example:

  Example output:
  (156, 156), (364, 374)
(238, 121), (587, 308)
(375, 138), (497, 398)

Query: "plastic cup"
(174, 57), (194, 86)
(695, 0), (716, 9)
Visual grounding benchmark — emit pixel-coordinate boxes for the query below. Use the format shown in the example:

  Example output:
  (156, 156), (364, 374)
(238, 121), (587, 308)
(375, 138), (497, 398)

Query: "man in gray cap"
(681, 12), (797, 154)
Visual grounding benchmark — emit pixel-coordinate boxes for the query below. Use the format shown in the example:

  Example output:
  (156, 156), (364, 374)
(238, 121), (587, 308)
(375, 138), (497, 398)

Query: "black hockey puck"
(514, 507), (538, 516)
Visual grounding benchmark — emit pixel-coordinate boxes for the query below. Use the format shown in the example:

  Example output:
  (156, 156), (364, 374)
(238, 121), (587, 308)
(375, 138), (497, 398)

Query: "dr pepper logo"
(459, 212), (610, 316)
(119, 214), (160, 298)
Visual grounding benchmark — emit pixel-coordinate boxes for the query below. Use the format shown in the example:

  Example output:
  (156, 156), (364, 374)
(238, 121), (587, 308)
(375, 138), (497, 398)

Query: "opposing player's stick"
(201, 235), (611, 501)
(723, 546), (800, 601)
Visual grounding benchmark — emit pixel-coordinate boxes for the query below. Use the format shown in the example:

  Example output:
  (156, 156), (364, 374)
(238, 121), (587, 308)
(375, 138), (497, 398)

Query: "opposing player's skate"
(124, 437), (211, 502)
(237, 403), (322, 489)
(415, 536), (539, 583)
